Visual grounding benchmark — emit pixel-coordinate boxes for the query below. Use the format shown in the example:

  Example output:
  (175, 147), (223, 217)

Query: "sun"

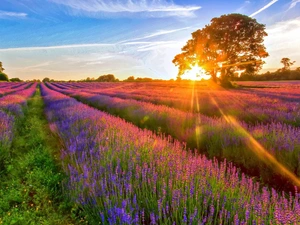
(181, 65), (211, 81)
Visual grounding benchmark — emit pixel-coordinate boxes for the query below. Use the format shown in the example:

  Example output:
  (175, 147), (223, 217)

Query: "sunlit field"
(1, 1), (300, 223)
(2, 80), (299, 224)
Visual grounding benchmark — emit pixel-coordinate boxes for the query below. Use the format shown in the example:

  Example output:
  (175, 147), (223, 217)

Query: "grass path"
(0, 87), (79, 224)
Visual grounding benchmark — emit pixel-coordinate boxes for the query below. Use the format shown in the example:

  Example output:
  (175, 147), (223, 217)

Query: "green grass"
(0, 87), (81, 225)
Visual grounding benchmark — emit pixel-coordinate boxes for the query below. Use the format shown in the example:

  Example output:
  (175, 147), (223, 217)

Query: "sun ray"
(207, 90), (300, 188)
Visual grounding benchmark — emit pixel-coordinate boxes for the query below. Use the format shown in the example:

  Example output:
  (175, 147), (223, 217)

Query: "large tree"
(173, 13), (268, 86)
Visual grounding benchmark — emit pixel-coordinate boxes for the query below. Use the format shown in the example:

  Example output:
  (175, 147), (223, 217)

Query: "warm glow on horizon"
(181, 65), (211, 81)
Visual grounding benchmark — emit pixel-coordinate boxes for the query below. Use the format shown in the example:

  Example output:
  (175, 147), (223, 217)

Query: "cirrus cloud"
(288, 0), (300, 10)
(0, 10), (27, 18)
(48, 0), (201, 17)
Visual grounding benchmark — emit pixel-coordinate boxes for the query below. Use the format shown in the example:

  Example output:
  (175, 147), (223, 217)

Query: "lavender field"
(1, 81), (300, 224)
(46, 81), (300, 189)
(1, 1), (300, 223)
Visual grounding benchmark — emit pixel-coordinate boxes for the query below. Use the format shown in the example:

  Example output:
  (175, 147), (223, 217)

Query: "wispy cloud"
(250, 0), (278, 17)
(119, 40), (184, 51)
(263, 17), (300, 69)
(0, 26), (188, 52)
(0, 43), (114, 52)
(136, 41), (184, 52)
(9, 62), (53, 72)
(288, 0), (300, 10)
(0, 40), (180, 53)
(0, 10), (27, 18)
(236, 0), (251, 14)
(24, 62), (51, 70)
(122, 27), (191, 42)
(64, 53), (114, 67)
(49, 0), (201, 17)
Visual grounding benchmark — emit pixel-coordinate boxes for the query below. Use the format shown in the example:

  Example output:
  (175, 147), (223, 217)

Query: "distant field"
(1, 81), (300, 224)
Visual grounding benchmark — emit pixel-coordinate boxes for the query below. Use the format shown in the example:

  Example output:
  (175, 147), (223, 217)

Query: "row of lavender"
(57, 81), (300, 126)
(40, 83), (300, 224)
(0, 82), (32, 97)
(47, 82), (300, 190)
(0, 83), (37, 172)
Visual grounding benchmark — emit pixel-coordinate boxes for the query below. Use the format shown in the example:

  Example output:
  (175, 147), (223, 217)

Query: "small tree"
(96, 74), (117, 82)
(42, 77), (50, 83)
(0, 61), (4, 73)
(10, 78), (22, 82)
(281, 58), (295, 71)
(124, 76), (135, 82)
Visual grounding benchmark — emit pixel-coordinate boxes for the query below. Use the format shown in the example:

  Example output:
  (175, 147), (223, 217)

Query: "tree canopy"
(42, 77), (51, 83)
(123, 76), (153, 82)
(96, 74), (118, 82)
(124, 76), (135, 82)
(173, 13), (268, 86)
(0, 72), (9, 81)
(10, 78), (22, 82)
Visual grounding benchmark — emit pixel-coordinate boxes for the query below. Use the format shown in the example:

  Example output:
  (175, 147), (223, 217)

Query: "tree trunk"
(211, 70), (217, 83)
(220, 68), (233, 88)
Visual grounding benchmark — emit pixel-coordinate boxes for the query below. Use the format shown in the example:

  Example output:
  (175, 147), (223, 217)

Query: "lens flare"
(208, 91), (300, 187)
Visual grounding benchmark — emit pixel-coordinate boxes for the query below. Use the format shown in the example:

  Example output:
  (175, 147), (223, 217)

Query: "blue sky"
(0, 0), (299, 81)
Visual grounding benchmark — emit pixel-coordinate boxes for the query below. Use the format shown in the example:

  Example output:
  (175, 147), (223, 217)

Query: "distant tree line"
(47, 75), (162, 83)
(123, 76), (162, 82)
(79, 74), (119, 82)
(234, 58), (300, 81)
(235, 69), (300, 81)
(80, 75), (162, 82)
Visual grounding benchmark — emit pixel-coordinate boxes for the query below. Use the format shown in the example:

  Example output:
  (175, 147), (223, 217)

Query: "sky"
(0, 0), (300, 81)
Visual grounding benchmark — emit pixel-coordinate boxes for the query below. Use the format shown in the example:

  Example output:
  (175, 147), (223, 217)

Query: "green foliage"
(42, 77), (51, 83)
(0, 88), (78, 224)
(80, 74), (119, 82)
(123, 76), (135, 81)
(234, 57), (299, 81)
(0, 72), (9, 81)
(96, 74), (117, 82)
(135, 77), (153, 82)
(123, 76), (156, 82)
(236, 68), (300, 81)
(9, 78), (22, 82)
(173, 13), (268, 85)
